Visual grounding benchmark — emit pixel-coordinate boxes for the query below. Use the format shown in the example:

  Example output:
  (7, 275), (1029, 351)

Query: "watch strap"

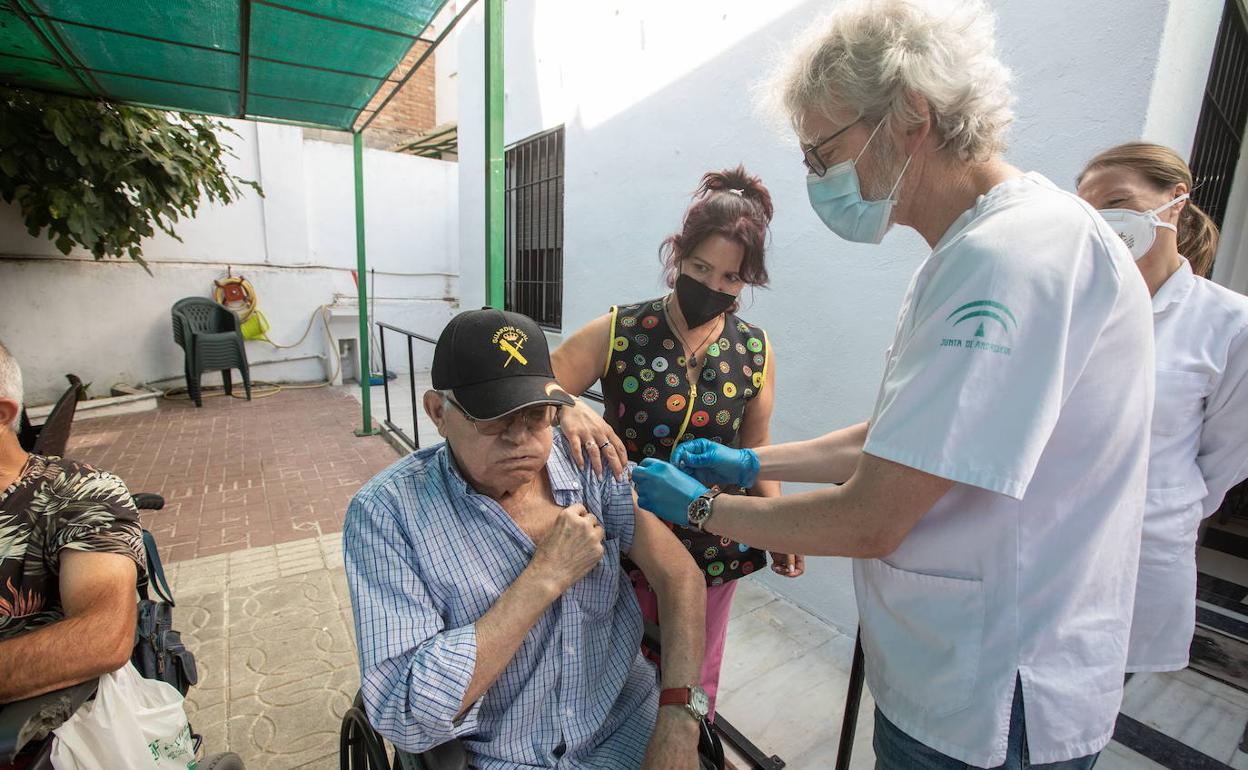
(658, 687), (692, 707)
(688, 487), (722, 531)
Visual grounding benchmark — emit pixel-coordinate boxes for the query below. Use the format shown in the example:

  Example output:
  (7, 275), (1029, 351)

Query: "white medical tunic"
(1128, 258), (1248, 672)
(857, 173), (1155, 767)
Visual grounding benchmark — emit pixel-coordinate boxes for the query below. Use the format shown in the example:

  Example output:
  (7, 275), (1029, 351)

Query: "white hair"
(775, 0), (1015, 161)
(0, 339), (23, 432)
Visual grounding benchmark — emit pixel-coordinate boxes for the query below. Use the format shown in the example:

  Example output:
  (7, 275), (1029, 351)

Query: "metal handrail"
(835, 632), (865, 770)
(376, 321), (438, 346)
(375, 322), (437, 451)
(375, 320), (602, 451)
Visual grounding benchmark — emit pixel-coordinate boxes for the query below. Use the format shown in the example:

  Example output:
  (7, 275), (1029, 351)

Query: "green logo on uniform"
(941, 300), (1016, 355)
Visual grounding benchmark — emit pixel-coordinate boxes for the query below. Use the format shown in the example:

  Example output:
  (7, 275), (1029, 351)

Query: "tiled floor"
(715, 580), (875, 769)
(1121, 668), (1248, 766)
(164, 536), (356, 770)
(54, 387), (394, 769)
(66, 386), (397, 563)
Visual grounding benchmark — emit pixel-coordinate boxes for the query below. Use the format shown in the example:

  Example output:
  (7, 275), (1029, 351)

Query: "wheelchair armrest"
(0, 679), (97, 762)
(132, 493), (165, 511)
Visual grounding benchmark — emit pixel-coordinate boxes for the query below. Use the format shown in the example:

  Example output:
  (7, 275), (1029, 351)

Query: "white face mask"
(1097, 193), (1189, 260)
(806, 119), (913, 245)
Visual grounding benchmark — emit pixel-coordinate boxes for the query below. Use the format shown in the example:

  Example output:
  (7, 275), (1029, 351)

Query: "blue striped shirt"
(343, 431), (658, 769)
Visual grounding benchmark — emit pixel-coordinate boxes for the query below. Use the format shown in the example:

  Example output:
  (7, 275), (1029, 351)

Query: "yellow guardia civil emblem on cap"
(492, 326), (529, 367)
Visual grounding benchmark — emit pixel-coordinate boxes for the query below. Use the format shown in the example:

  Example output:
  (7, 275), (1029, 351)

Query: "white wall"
(455, 0), (1223, 630)
(0, 120), (459, 405)
(1142, 0), (1227, 155)
(435, 2), (463, 126)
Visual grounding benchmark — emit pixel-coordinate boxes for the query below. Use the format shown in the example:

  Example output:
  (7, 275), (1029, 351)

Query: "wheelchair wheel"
(200, 753), (246, 770)
(699, 718), (725, 770)
(340, 691), (393, 770)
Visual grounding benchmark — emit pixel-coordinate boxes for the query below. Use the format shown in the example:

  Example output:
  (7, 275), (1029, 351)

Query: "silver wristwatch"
(687, 488), (721, 531)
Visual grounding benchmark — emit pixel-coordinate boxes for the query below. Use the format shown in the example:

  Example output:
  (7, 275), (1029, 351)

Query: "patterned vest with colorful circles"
(601, 296), (770, 586)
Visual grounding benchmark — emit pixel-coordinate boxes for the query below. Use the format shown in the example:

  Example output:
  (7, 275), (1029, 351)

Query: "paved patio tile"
(727, 573), (780, 620)
(225, 666), (357, 770)
(171, 549), (361, 770)
(66, 387), (398, 562)
(187, 701), (229, 763)
(718, 590), (840, 689)
(719, 635), (867, 767)
(227, 613), (356, 700)
(714, 586), (874, 770)
(227, 570), (344, 636)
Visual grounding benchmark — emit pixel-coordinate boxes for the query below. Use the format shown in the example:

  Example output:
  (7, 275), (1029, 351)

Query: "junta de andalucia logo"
(940, 300), (1017, 356)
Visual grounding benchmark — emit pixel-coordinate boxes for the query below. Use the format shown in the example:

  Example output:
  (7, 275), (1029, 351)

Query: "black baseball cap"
(431, 308), (575, 421)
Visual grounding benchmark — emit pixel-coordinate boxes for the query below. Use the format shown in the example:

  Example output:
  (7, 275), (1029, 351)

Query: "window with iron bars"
(1197, 1), (1248, 521)
(1189, 0), (1248, 236)
(505, 126), (565, 330)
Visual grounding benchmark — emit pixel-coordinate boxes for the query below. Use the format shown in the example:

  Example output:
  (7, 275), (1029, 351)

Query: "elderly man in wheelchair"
(0, 339), (241, 770)
(0, 338), (148, 766)
(344, 310), (716, 770)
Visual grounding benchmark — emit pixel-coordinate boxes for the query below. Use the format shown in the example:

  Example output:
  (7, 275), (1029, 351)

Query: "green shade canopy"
(0, 0), (448, 130)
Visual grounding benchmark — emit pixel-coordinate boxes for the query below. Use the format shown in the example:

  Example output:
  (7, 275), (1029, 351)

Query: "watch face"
(689, 686), (710, 717)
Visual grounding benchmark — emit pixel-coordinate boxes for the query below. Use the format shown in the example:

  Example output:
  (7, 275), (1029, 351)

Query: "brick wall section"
(357, 42), (437, 147)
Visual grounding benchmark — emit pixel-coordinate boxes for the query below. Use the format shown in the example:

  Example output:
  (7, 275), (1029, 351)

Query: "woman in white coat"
(1078, 142), (1248, 672)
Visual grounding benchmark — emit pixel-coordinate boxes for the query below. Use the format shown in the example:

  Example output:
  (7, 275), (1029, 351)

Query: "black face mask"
(674, 273), (736, 329)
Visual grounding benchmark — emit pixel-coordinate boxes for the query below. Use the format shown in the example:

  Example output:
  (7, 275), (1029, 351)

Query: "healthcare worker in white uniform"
(630, 1), (1156, 768)
(1078, 142), (1248, 673)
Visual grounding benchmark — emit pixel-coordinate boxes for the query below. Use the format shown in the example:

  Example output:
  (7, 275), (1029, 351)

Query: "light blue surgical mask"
(806, 119), (913, 244)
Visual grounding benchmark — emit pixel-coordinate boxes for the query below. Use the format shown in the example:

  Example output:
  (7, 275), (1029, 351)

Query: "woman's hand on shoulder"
(560, 399), (629, 480)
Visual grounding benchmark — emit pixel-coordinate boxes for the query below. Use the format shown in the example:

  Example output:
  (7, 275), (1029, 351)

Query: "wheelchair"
(339, 617), (726, 770)
(0, 494), (245, 770)
(339, 688), (725, 770)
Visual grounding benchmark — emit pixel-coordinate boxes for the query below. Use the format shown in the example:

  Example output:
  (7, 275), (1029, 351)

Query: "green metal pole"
(484, 0), (505, 308)
(353, 131), (378, 436)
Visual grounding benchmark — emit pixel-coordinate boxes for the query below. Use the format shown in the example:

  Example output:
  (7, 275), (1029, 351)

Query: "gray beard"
(859, 136), (906, 202)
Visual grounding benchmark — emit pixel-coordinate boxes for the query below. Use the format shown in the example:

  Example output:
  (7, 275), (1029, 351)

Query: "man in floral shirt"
(0, 339), (145, 704)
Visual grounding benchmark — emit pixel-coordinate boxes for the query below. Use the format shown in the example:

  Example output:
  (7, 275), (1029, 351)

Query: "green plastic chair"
(171, 297), (252, 407)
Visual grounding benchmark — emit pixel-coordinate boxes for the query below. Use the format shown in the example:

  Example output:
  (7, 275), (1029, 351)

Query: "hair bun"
(695, 165), (775, 223)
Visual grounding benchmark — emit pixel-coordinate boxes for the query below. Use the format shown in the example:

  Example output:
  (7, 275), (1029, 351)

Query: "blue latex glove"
(670, 439), (760, 488)
(631, 458), (708, 527)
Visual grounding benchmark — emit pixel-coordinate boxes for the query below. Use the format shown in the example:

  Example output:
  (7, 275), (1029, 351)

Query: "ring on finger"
(599, 441), (612, 449)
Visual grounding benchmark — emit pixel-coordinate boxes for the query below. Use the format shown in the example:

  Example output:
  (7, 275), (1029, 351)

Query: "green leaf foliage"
(0, 88), (262, 271)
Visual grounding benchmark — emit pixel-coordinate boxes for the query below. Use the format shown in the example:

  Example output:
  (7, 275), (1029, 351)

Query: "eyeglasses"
(802, 121), (858, 177)
(445, 397), (560, 436)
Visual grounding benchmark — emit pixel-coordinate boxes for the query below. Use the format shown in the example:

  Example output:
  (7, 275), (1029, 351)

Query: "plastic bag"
(50, 662), (196, 770)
